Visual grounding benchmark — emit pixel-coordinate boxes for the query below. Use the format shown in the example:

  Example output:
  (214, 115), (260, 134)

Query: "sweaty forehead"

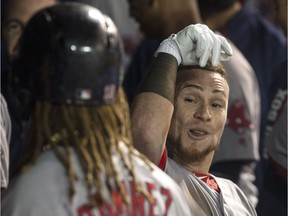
(5, 0), (56, 24)
(176, 67), (229, 93)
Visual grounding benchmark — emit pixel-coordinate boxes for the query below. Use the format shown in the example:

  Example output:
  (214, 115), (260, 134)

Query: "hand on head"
(155, 24), (233, 67)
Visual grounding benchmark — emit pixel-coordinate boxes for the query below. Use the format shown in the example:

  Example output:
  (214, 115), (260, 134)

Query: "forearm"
(130, 53), (178, 164)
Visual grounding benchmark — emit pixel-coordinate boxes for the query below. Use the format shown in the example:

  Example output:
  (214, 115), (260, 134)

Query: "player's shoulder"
(121, 143), (179, 184)
(5, 151), (65, 194)
(212, 174), (249, 197)
(212, 175), (257, 215)
(118, 142), (187, 191)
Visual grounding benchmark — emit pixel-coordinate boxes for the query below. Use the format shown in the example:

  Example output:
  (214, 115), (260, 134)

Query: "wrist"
(138, 53), (178, 103)
(154, 36), (181, 65)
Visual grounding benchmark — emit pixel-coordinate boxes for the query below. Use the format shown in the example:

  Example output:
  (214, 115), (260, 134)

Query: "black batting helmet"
(13, 2), (124, 105)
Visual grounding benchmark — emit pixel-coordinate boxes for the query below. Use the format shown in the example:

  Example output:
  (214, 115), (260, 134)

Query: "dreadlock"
(20, 87), (154, 207)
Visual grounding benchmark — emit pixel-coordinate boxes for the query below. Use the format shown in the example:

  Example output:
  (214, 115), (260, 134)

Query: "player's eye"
(211, 102), (223, 108)
(4, 20), (24, 36)
(212, 103), (220, 108)
(184, 97), (196, 103)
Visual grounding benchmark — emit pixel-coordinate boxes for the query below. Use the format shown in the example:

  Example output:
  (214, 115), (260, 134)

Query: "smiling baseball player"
(130, 22), (257, 215)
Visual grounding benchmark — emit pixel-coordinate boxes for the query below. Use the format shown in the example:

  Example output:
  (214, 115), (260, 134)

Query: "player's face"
(128, 0), (162, 38)
(2, 0), (56, 62)
(168, 68), (229, 164)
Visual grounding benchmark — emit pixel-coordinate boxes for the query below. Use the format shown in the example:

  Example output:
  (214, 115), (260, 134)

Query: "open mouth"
(188, 129), (209, 140)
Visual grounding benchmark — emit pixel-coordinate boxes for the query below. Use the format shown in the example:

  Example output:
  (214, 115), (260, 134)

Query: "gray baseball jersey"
(165, 158), (257, 216)
(2, 142), (192, 216)
(211, 41), (261, 207)
(213, 41), (260, 163)
(1, 93), (11, 188)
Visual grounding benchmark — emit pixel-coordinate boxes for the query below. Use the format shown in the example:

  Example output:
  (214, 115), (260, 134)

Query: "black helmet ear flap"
(15, 2), (125, 106)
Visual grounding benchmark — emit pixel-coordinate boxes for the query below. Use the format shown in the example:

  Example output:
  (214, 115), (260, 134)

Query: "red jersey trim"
(158, 148), (220, 193)
(194, 172), (220, 193)
(158, 148), (167, 170)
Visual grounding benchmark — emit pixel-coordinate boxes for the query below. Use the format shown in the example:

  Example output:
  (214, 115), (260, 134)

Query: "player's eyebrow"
(183, 84), (227, 97)
(183, 84), (202, 91)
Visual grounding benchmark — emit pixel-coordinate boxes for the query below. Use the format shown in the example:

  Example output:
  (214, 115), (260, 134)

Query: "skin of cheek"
(168, 92), (228, 162)
(6, 33), (21, 61)
(168, 69), (229, 164)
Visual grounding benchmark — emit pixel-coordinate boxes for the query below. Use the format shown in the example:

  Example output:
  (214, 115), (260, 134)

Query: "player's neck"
(173, 152), (214, 174)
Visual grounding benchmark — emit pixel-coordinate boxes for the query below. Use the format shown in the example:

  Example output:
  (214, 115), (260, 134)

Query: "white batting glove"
(155, 24), (233, 67)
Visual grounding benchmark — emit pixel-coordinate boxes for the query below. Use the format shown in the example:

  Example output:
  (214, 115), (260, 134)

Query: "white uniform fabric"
(213, 41), (260, 163)
(165, 158), (257, 216)
(2, 142), (192, 216)
(1, 93), (12, 188)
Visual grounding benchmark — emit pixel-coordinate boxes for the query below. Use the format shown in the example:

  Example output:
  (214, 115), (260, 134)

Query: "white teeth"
(192, 130), (206, 135)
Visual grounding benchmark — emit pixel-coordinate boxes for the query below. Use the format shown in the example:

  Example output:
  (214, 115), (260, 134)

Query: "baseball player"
(256, 1), (287, 211)
(2, 0), (57, 180)
(124, 0), (261, 206)
(257, 100), (287, 216)
(1, 3), (193, 215)
(130, 24), (257, 215)
(1, 93), (11, 189)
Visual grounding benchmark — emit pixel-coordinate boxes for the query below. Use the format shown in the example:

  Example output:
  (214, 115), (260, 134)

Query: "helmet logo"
(103, 84), (117, 103)
(76, 89), (93, 100)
